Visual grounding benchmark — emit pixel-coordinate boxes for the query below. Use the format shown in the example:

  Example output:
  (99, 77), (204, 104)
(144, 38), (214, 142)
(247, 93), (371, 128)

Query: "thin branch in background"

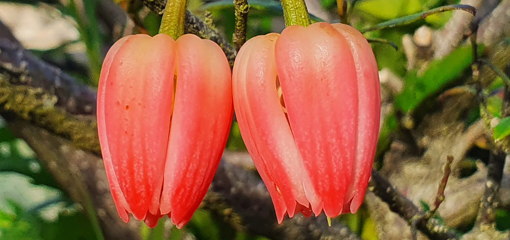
(475, 151), (506, 229)
(469, 28), (483, 103)
(361, 4), (476, 33)
(426, 155), (454, 220)
(369, 170), (459, 240)
(502, 73), (510, 117)
(367, 38), (398, 51)
(233, 0), (249, 51)
(479, 59), (510, 89)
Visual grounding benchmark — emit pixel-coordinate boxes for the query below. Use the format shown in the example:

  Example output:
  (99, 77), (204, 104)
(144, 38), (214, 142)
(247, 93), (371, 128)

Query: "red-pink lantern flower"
(232, 22), (380, 222)
(97, 33), (233, 228)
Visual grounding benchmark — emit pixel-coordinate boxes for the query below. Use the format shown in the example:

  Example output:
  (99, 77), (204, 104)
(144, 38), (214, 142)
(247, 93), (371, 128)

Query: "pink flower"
(97, 33), (233, 228)
(232, 22), (380, 222)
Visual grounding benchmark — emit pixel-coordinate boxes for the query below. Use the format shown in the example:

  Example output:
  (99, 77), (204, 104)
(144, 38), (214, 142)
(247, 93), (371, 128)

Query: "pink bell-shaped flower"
(232, 22), (380, 222)
(97, 33), (233, 228)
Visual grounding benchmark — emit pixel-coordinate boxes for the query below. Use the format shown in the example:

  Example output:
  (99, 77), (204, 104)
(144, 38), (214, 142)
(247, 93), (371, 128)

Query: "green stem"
(280, 0), (310, 27)
(159, 0), (187, 39)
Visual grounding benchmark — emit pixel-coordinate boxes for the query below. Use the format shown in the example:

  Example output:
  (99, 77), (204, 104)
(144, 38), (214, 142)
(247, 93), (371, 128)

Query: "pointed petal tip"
(274, 200), (288, 224)
(276, 212), (285, 224)
(159, 203), (171, 216)
(323, 197), (344, 218)
(297, 204), (313, 218)
(168, 206), (195, 229)
(172, 214), (192, 229)
(174, 221), (186, 229)
(143, 212), (162, 228)
(349, 192), (365, 213)
(310, 200), (323, 217)
(118, 208), (130, 223)
(130, 206), (150, 222)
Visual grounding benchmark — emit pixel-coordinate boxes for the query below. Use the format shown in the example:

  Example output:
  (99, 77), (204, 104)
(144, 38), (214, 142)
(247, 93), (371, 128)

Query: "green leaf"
(493, 117), (510, 140)
(361, 216), (378, 240)
(496, 209), (510, 231)
(65, 0), (103, 85)
(41, 210), (97, 240)
(320, 0), (337, 9)
(0, 201), (96, 240)
(419, 199), (431, 212)
(487, 95), (503, 118)
(362, 4), (476, 33)
(0, 127), (16, 143)
(226, 121), (247, 151)
(395, 45), (475, 113)
(0, 203), (44, 240)
(356, 0), (423, 19)
(141, 218), (165, 240)
(186, 209), (236, 240)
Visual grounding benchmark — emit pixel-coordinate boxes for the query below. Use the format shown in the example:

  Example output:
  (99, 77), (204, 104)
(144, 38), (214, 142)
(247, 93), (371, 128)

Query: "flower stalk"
(280, 0), (310, 27)
(159, 0), (187, 39)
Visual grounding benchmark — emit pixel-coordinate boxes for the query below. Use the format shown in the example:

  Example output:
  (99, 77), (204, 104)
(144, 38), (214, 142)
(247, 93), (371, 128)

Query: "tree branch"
(475, 151), (506, 229)
(369, 170), (459, 240)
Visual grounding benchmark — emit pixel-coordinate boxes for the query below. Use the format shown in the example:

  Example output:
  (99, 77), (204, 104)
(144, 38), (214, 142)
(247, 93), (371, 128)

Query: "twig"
(479, 59), (510, 89)
(433, 0), (484, 59)
(475, 151), (506, 229)
(369, 170), (459, 240)
(233, 0), (249, 52)
(426, 155), (454, 219)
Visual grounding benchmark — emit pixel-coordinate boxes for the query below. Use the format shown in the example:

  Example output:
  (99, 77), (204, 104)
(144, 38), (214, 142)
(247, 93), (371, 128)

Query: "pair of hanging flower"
(97, 0), (381, 228)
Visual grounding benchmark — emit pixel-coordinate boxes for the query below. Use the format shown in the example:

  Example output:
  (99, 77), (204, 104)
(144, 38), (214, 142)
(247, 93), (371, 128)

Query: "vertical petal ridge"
(99, 34), (176, 220)
(160, 34), (233, 228)
(333, 24), (380, 213)
(275, 23), (359, 217)
(233, 34), (317, 221)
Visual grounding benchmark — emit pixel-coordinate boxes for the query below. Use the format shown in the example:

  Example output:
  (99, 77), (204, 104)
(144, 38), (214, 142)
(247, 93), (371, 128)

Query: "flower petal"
(233, 34), (317, 222)
(333, 24), (380, 213)
(98, 34), (176, 220)
(159, 34), (233, 228)
(275, 22), (359, 217)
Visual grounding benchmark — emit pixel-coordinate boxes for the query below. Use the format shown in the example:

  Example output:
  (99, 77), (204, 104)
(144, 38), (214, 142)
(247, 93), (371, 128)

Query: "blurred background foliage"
(0, 0), (508, 239)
